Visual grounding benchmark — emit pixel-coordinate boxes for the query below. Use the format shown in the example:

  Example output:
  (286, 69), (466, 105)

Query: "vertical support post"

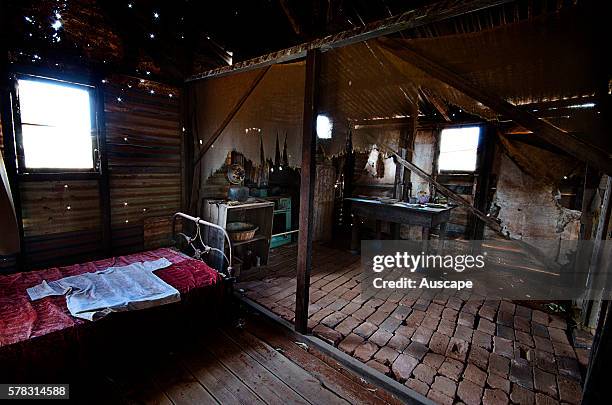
(583, 177), (612, 404)
(295, 50), (320, 334)
(579, 164), (599, 241)
(1, 0), (24, 268)
(393, 147), (407, 200)
(95, 85), (112, 256)
(470, 124), (496, 240)
(404, 103), (418, 199)
(431, 126), (441, 198)
(341, 126), (355, 235)
(180, 84), (191, 214)
(581, 176), (612, 328)
(0, 75), (24, 271)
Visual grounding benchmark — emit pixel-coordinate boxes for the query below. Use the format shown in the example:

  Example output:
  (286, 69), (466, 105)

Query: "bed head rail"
(172, 212), (233, 277)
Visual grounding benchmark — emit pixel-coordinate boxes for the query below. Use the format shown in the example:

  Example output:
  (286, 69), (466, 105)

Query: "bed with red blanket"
(0, 248), (224, 380)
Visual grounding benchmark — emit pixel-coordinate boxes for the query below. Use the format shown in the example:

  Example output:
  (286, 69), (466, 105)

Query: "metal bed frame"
(172, 212), (233, 277)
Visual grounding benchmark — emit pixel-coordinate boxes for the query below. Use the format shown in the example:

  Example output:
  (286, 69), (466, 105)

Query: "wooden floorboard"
(220, 328), (350, 405)
(151, 354), (220, 405)
(83, 287), (403, 405)
(203, 331), (311, 405)
(180, 345), (266, 405)
(242, 313), (401, 405)
(123, 379), (173, 405)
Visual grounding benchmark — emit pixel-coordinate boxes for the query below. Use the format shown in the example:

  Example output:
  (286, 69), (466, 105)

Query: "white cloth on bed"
(26, 258), (180, 321)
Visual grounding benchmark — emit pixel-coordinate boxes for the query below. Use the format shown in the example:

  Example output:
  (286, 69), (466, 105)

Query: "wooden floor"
(75, 309), (402, 405)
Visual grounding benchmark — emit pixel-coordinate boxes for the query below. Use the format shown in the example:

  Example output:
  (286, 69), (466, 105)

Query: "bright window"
(316, 114), (332, 139)
(438, 126), (480, 172)
(17, 78), (95, 170)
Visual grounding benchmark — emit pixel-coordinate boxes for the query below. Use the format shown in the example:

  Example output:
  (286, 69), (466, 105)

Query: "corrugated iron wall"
(10, 75), (182, 270)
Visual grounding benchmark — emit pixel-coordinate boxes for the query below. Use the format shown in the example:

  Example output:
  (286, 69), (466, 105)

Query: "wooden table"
(346, 197), (454, 251)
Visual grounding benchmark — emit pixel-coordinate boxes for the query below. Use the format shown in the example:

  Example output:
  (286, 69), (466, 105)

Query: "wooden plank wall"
(20, 180), (102, 268)
(8, 75), (182, 270)
(104, 76), (182, 255)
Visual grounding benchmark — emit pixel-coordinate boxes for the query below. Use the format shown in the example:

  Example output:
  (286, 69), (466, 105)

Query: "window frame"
(11, 73), (101, 177)
(436, 124), (482, 175)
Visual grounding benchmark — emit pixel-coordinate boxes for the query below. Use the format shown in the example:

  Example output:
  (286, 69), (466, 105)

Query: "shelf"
(231, 234), (268, 247)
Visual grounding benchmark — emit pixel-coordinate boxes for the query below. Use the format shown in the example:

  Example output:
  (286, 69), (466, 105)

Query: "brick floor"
(237, 244), (591, 405)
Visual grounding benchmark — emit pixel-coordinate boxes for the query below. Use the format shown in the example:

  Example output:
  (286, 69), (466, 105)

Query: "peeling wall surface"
(349, 126), (400, 198)
(490, 153), (581, 247)
(349, 127), (436, 199)
(410, 129), (436, 196)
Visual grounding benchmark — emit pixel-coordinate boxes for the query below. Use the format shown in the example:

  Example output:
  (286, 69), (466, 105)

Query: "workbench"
(346, 197), (454, 251)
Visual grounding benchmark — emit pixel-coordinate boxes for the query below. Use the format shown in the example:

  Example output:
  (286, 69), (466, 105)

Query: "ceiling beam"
(187, 0), (516, 81)
(420, 88), (451, 121)
(378, 41), (612, 175)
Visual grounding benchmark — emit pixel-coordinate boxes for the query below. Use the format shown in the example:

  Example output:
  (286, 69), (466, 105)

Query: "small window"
(438, 126), (480, 172)
(16, 77), (96, 171)
(316, 114), (333, 139)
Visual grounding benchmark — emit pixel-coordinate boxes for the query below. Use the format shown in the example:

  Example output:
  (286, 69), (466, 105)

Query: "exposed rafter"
(420, 88), (451, 121)
(187, 0), (516, 81)
(377, 40), (612, 175)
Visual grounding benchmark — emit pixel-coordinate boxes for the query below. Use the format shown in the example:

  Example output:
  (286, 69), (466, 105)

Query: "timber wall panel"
(104, 78), (181, 255)
(19, 180), (102, 268)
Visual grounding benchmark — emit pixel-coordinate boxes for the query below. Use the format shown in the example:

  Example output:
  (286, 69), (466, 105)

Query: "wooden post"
(431, 126), (441, 199)
(95, 85), (112, 256)
(583, 177), (612, 404)
(180, 83), (192, 214)
(0, 9), (24, 268)
(295, 50), (320, 334)
(0, 75), (24, 271)
(581, 176), (612, 327)
(405, 104), (418, 199)
(393, 147), (407, 200)
(470, 124), (496, 240)
(579, 165), (600, 241)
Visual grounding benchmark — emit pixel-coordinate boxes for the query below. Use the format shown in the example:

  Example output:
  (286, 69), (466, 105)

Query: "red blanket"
(0, 248), (221, 348)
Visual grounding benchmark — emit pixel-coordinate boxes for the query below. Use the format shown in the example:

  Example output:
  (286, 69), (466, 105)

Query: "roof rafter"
(377, 40), (612, 175)
(186, 0), (516, 82)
